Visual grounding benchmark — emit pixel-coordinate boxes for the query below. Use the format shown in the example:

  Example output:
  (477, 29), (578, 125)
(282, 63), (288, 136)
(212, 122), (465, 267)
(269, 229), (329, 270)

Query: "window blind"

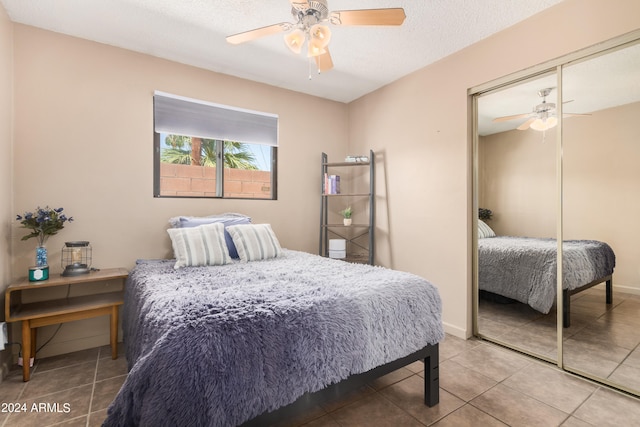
(153, 91), (278, 146)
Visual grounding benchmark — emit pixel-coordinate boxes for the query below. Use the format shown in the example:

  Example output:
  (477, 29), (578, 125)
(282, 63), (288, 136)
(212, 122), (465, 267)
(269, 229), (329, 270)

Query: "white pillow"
(478, 220), (496, 239)
(167, 222), (231, 269)
(226, 224), (282, 262)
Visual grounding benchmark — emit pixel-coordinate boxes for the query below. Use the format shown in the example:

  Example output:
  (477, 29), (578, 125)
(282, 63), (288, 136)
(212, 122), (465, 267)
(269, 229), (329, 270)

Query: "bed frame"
(241, 343), (440, 426)
(563, 275), (612, 328)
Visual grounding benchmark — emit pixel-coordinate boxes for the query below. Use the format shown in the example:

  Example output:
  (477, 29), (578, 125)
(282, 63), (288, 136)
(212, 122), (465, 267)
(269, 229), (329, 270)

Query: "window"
(153, 92), (278, 199)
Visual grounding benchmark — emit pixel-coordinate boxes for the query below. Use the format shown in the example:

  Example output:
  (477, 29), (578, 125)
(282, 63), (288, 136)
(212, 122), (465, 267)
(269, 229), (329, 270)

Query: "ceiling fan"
(226, 0), (406, 74)
(493, 88), (589, 131)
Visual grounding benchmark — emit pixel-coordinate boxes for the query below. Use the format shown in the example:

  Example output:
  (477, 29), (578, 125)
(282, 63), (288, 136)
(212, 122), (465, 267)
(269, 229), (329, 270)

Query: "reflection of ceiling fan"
(493, 88), (589, 131)
(226, 0), (406, 74)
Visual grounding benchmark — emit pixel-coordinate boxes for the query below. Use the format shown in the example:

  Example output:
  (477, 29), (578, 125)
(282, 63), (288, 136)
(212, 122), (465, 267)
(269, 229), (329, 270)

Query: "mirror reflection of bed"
(474, 39), (640, 396)
(478, 231), (614, 328)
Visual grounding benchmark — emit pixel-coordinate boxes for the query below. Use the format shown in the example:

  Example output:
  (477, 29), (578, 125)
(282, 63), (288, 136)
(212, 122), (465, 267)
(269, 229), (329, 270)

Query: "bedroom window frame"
(152, 92), (278, 200)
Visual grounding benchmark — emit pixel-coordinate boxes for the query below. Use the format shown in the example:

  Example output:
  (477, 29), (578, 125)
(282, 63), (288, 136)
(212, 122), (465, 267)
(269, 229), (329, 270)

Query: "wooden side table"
(4, 267), (128, 381)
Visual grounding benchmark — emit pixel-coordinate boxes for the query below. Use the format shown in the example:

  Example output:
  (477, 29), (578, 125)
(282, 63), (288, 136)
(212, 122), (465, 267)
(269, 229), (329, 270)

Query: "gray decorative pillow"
(226, 224), (282, 262)
(167, 222), (231, 269)
(167, 213), (251, 259)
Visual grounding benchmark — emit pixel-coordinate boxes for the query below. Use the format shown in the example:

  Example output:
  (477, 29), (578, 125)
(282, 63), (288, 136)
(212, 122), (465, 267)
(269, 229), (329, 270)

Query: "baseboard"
(442, 321), (468, 339)
(613, 283), (640, 296)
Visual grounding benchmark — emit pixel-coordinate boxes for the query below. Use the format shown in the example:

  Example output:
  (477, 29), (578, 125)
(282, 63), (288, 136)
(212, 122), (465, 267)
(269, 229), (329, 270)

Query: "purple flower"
(15, 206), (73, 245)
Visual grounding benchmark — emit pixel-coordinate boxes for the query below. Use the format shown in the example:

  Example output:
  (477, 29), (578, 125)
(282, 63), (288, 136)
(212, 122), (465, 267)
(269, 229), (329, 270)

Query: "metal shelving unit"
(319, 150), (375, 264)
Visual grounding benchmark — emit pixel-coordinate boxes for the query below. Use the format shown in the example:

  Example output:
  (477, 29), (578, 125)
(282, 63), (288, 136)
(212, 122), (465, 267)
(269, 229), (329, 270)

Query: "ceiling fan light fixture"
(310, 24), (331, 47)
(284, 29), (305, 54)
(530, 116), (558, 131)
(227, 1), (405, 75)
(307, 37), (327, 57)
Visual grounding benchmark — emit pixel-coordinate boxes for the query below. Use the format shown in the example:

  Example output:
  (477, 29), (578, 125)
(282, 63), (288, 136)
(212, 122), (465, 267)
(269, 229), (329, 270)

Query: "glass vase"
(36, 245), (48, 267)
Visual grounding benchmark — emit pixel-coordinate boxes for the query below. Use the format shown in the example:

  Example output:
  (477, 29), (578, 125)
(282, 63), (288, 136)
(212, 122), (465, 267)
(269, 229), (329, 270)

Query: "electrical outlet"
(0, 322), (7, 350)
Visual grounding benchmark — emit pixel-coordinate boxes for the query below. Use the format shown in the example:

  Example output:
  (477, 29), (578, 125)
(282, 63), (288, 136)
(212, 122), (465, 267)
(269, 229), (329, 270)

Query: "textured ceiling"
(0, 0), (564, 103)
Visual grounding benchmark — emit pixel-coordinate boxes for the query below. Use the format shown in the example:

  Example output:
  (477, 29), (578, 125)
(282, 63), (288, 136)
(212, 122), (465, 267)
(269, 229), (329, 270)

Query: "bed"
(478, 233), (615, 327)
(103, 221), (443, 427)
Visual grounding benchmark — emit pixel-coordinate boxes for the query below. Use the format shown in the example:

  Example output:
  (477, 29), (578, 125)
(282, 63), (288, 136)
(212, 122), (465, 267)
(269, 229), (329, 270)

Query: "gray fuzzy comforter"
(479, 237), (615, 313)
(103, 249), (443, 427)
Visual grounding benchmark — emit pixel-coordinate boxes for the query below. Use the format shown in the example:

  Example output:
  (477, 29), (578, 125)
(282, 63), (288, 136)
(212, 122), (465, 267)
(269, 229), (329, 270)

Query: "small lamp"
(61, 241), (92, 276)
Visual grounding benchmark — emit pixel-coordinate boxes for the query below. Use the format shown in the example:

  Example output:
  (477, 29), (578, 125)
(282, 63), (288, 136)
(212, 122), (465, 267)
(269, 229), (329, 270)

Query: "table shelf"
(4, 267), (128, 381)
(9, 291), (124, 321)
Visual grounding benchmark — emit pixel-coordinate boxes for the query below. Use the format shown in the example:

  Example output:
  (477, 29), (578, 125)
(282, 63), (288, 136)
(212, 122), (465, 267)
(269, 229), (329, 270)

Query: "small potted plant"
(479, 208), (493, 221)
(340, 206), (352, 226)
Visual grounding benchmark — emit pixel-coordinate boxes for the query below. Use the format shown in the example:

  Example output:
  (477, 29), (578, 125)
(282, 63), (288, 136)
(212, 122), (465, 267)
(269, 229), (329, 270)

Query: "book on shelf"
(332, 175), (340, 194)
(323, 174), (340, 194)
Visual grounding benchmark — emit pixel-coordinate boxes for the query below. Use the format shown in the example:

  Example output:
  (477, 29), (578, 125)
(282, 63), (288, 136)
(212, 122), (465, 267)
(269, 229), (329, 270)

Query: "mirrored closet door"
(475, 72), (559, 363)
(472, 30), (640, 396)
(561, 41), (640, 393)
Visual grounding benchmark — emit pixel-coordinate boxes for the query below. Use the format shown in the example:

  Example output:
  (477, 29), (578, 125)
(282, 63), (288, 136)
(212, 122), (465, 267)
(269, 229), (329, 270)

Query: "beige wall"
(480, 102), (640, 291)
(0, 4), (13, 378)
(479, 128), (557, 238)
(11, 25), (348, 357)
(5, 0), (640, 356)
(564, 102), (640, 289)
(348, 0), (640, 337)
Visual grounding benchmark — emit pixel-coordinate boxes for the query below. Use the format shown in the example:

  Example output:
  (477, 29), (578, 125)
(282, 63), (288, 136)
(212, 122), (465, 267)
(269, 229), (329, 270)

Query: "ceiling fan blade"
(493, 113), (531, 123)
(289, 0), (310, 12)
(315, 48), (334, 72)
(517, 117), (537, 130)
(330, 8), (406, 26)
(226, 23), (290, 45)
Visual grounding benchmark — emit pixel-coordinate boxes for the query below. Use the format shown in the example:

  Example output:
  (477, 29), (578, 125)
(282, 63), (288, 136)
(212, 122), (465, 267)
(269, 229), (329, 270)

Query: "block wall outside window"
(159, 163), (272, 198)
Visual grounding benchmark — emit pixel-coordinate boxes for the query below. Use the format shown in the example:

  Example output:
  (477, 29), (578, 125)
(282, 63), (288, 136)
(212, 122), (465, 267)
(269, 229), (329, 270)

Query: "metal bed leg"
(424, 344), (439, 407)
(563, 289), (570, 328)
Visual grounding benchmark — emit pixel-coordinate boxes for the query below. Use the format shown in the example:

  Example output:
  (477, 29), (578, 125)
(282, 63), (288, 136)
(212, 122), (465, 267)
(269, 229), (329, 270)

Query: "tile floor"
(2, 335), (640, 426)
(478, 284), (640, 392)
(0, 344), (127, 427)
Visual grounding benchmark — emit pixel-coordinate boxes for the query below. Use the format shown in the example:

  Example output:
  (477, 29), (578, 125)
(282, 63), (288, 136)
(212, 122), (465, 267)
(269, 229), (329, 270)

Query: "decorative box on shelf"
(329, 239), (346, 259)
(345, 155), (369, 163)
